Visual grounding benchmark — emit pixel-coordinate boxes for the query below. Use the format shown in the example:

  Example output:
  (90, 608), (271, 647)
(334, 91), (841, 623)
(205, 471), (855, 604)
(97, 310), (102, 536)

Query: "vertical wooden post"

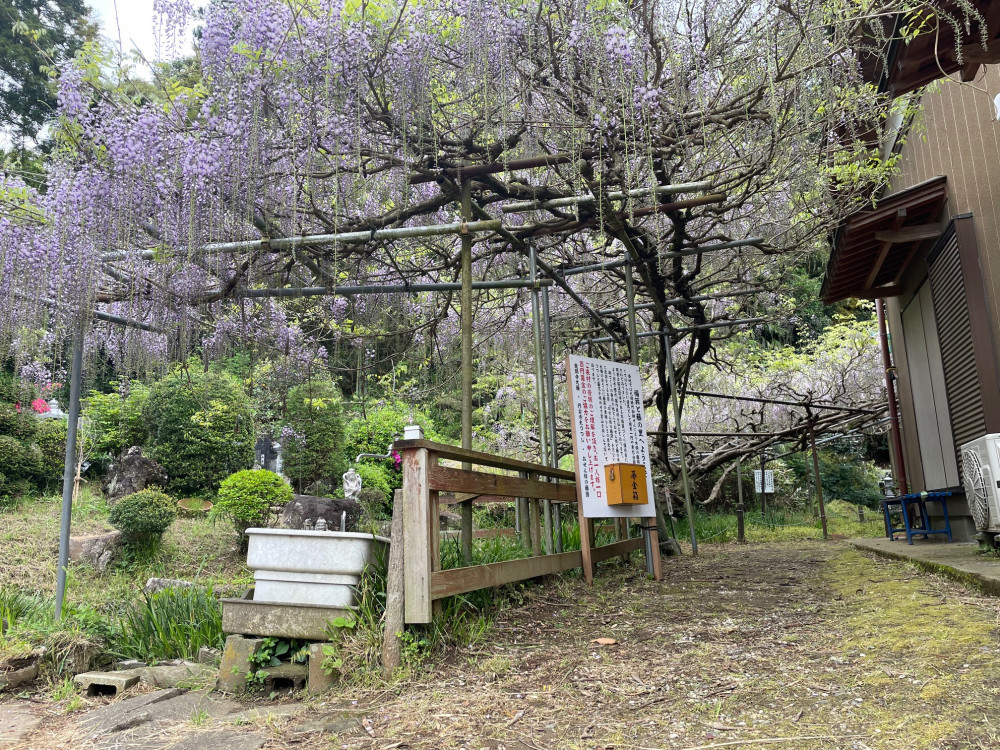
(736, 458), (746, 545)
(381, 490), (405, 676)
(530, 498), (543, 557)
(810, 423), (828, 541)
(759, 453), (768, 518)
(402, 447), (433, 624)
(646, 517), (662, 580)
(565, 354), (594, 584)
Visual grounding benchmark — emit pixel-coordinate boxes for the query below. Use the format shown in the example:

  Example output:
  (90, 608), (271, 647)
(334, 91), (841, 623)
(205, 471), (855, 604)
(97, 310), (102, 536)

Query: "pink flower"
(14, 402), (21, 412)
(31, 398), (50, 414)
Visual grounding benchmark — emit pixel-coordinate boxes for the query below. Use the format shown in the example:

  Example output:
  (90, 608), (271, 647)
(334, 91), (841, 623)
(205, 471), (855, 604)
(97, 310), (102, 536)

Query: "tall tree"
(0, 0), (93, 141)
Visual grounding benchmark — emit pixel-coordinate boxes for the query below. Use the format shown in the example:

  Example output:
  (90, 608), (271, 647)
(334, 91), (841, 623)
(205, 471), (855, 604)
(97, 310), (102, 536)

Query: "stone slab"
(221, 593), (352, 640)
(851, 537), (1000, 595)
(0, 702), (42, 747)
(141, 691), (243, 724)
(232, 702), (307, 724)
(75, 671), (140, 696)
(166, 730), (267, 750)
(135, 664), (216, 689)
(80, 688), (186, 736)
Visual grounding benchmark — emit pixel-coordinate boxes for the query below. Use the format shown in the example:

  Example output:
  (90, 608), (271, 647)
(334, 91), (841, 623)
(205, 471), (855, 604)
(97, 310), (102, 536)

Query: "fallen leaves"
(589, 637), (618, 646)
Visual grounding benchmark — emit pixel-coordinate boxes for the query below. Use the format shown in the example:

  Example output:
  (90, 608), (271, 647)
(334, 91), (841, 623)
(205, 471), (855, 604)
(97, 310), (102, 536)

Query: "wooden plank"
(428, 465), (576, 502)
(431, 551), (584, 599)
(402, 447), (433, 624)
(430, 538), (646, 600)
(393, 439), (575, 480)
(590, 537), (644, 565)
(565, 353), (594, 585)
(530, 499), (542, 556)
(440, 493), (516, 505)
(873, 223), (943, 244)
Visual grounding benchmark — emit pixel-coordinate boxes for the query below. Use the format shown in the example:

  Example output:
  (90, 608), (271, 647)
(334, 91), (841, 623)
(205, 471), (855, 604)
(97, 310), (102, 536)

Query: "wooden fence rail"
(395, 438), (651, 624)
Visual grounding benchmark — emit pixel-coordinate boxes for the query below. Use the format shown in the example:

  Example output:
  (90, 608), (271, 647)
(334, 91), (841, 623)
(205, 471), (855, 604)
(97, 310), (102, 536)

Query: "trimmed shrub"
(215, 469), (293, 536)
(144, 367), (254, 495)
(282, 379), (347, 492)
(109, 488), (177, 544)
(34, 419), (67, 491)
(342, 401), (436, 492)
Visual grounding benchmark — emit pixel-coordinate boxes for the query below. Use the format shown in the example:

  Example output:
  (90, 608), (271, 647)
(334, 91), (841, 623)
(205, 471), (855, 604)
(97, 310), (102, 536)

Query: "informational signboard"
(754, 470), (774, 494)
(566, 355), (655, 519)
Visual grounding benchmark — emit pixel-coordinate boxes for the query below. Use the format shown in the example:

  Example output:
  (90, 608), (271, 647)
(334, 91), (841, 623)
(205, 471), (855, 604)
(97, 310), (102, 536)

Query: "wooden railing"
(396, 439), (645, 623)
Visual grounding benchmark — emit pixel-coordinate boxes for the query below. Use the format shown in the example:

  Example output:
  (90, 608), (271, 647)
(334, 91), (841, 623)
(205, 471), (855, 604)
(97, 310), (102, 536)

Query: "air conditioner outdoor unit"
(960, 434), (1000, 532)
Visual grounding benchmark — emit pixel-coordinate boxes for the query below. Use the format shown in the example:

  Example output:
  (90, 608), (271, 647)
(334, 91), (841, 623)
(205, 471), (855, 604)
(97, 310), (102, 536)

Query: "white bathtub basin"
(244, 528), (389, 607)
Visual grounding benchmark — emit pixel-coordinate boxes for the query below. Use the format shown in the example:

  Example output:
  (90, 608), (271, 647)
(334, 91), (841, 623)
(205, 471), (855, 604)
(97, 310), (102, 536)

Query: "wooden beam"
(429, 537), (645, 599)
(854, 285), (903, 300)
(864, 208), (907, 290)
(402, 447), (433, 624)
(431, 550), (583, 598)
(428, 465), (577, 503)
(873, 223), (943, 244)
(590, 536), (645, 565)
(393, 438), (575, 480)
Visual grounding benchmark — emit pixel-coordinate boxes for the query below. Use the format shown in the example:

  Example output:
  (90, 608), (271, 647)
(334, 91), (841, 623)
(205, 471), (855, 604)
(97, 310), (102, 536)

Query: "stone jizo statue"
(342, 468), (362, 501)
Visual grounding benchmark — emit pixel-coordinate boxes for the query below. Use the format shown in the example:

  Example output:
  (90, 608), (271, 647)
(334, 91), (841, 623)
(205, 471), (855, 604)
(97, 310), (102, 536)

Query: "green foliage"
(144, 366), (254, 495)
(215, 469), (292, 535)
(354, 462), (394, 497)
(0, 0), (94, 140)
(108, 488), (177, 545)
(112, 586), (224, 663)
(281, 378), (347, 491)
(83, 383), (150, 460)
(356, 486), (389, 530)
(344, 401), (435, 459)
(34, 419), (67, 491)
(784, 449), (883, 508)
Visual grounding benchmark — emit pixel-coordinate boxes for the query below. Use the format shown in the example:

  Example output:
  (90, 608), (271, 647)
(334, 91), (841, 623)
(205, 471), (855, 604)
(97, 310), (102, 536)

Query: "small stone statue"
(314, 517), (328, 531)
(342, 467), (362, 501)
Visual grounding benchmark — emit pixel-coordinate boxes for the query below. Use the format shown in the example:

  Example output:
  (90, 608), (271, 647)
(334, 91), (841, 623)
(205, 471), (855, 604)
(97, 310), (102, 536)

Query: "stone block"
(261, 662), (308, 694)
(135, 663), (215, 688)
(307, 643), (339, 694)
(74, 670), (140, 697)
(198, 646), (221, 665)
(0, 663), (38, 692)
(143, 577), (193, 594)
(216, 635), (264, 693)
(68, 531), (121, 572)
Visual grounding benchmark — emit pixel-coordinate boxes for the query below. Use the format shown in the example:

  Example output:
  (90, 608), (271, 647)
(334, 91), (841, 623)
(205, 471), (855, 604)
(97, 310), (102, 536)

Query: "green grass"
(113, 585), (225, 663)
(0, 485), (252, 676)
(676, 499), (885, 544)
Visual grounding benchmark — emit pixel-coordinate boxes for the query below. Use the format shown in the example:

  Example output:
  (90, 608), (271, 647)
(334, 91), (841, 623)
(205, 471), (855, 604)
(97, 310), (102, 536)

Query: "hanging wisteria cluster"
(0, 0), (969, 434)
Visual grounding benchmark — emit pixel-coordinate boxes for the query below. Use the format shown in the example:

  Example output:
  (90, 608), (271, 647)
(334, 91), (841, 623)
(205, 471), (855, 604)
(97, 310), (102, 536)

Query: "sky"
(86, 0), (206, 63)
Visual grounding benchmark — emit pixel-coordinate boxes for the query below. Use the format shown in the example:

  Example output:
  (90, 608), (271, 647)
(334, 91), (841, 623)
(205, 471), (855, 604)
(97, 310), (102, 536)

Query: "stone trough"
(221, 528), (388, 641)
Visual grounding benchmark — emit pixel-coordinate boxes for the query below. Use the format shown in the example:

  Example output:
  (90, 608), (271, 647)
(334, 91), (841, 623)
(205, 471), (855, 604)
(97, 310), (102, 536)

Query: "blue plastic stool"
(882, 492), (953, 544)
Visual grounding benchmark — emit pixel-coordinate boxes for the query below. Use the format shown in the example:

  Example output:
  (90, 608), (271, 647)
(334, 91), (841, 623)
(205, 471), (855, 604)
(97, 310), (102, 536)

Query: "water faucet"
(355, 443), (394, 464)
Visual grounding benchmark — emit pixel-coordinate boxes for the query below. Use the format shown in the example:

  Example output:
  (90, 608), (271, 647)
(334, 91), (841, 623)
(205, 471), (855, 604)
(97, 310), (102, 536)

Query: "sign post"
(565, 355), (661, 583)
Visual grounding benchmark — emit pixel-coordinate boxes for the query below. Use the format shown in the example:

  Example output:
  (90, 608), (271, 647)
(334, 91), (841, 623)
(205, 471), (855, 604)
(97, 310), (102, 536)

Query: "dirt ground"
(9, 541), (1000, 750)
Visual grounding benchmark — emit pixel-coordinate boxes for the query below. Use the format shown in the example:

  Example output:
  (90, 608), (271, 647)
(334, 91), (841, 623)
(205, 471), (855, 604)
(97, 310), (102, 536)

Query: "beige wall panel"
(886, 295), (925, 490)
(890, 67), (1000, 376)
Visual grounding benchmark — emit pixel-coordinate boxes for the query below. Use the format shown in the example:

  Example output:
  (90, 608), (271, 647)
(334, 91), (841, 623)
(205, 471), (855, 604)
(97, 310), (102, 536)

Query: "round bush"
(144, 367), (254, 495)
(109, 488), (177, 543)
(354, 463), (394, 498)
(216, 469), (293, 535)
